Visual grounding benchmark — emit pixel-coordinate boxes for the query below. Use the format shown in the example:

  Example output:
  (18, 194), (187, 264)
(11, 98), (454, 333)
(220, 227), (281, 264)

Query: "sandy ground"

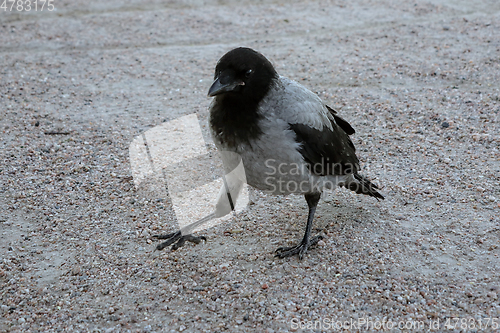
(1, 0), (499, 332)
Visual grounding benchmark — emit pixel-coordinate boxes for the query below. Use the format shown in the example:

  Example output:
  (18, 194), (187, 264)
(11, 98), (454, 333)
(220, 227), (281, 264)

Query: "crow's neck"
(210, 94), (263, 149)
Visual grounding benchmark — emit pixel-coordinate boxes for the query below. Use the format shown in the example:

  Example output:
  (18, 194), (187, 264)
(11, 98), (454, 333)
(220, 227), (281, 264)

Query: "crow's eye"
(245, 69), (253, 78)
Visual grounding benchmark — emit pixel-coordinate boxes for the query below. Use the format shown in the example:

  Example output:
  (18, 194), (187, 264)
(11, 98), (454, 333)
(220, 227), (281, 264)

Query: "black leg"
(153, 231), (206, 251)
(275, 192), (323, 259)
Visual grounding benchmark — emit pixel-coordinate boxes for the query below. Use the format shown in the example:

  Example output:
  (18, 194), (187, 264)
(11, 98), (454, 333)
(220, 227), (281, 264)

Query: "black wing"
(289, 110), (359, 176)
(326, 105), (355, 135)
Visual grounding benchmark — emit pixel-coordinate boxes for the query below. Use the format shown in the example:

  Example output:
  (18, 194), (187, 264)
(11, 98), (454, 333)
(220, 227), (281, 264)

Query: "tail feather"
(344, 174), (384, 200)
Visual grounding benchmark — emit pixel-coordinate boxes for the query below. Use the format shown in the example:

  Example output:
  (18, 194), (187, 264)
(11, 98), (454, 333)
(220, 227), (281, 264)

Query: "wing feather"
(262, 77), (359, 176)
(290, 122), (359, 176)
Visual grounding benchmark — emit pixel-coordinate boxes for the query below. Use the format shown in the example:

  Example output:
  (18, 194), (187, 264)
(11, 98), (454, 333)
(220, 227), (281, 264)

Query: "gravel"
(1, 0), (499, 332)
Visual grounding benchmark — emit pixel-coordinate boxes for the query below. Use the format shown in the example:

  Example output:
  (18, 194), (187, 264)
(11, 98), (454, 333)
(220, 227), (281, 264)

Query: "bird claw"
(275, 235), (323, 259)
(152, 231), (206, 251)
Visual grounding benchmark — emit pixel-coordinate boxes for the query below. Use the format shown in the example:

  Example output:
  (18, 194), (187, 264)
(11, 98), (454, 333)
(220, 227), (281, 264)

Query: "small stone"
(71, 266), (81, 276)
(261, 283), (269, 290)
(441, 121), (450, 128)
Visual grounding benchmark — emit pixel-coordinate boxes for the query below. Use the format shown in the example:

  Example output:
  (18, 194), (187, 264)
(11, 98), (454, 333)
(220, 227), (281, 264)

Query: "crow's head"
(208, 47), (278, 103)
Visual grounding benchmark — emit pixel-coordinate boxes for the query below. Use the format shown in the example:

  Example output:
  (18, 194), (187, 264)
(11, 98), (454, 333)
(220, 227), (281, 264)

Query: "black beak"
(208, 70), (245, 97)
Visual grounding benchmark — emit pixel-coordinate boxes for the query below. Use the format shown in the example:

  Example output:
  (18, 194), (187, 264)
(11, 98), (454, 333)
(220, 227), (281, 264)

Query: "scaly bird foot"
(153, 231), (206, 251)
(275, 235), (323, 259)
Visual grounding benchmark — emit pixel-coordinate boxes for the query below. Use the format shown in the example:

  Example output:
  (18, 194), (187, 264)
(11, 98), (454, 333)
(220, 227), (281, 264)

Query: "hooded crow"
(155, 47), (384, 259)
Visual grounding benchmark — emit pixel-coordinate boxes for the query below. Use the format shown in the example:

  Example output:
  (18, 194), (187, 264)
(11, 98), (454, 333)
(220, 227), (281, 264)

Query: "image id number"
(1, 0), (55, 11)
